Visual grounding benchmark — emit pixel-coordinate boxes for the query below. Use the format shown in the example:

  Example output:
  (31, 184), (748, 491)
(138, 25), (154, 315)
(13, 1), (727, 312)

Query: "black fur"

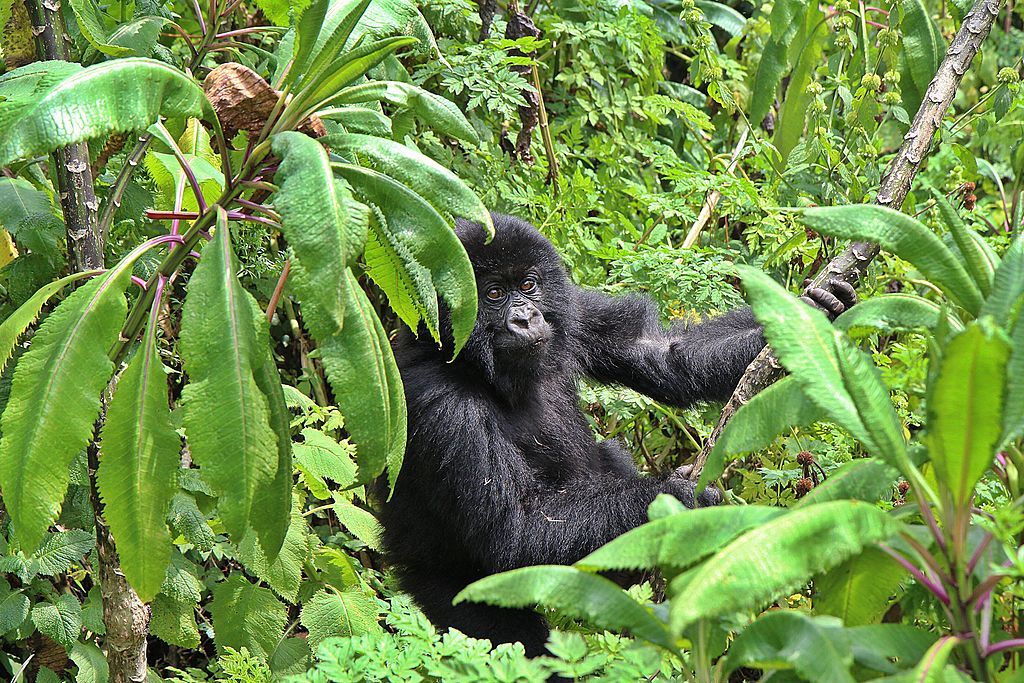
(379, 214), (770, 655)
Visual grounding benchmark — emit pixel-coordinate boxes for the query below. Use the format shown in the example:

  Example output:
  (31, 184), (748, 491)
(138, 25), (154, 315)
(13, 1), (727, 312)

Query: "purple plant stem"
(189, 0), (206, 34)
(130, 276), (148, 290)
(967, 532), (994, 575)
(918, 497), (947, 551)
(985, 639), (1024, 656)
(980, 594), (993, 649)
(879, 544), (950, 604)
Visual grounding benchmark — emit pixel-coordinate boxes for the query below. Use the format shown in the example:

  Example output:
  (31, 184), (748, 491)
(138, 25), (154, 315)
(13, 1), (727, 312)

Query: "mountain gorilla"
(379, 213), (854, 655)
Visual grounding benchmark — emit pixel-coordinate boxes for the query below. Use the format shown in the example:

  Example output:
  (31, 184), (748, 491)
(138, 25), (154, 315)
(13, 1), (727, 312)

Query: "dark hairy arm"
(574, 288), (766, 406)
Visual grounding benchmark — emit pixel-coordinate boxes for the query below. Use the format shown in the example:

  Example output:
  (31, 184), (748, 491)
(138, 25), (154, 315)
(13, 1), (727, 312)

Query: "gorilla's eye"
(485, 286), (505, 302)
(519, 278), (537, 294)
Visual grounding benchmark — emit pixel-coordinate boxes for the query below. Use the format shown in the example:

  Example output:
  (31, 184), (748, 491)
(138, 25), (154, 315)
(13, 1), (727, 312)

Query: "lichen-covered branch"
(689, 0), (1004, 481)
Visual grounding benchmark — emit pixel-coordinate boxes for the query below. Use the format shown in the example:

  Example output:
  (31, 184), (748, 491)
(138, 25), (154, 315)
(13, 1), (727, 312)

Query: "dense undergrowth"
(1, 0), (1023, 678)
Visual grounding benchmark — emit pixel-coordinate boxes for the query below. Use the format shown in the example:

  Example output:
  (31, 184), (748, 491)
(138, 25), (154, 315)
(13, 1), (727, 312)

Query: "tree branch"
(689, 0), (1004, 482)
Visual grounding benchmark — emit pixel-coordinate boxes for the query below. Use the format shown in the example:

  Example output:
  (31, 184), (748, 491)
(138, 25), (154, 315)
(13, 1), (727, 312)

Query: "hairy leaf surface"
(725, 611), (854, 682)
(456, 566), (674, 650)
(815, 547), (906, 626)
(300, 588), (381, 650)
(208, 574), (287, 658)
(834, 294), (960, 336)
(97, 318), (179, 602)
(669, 501), (901, 633)
(0, 59), (209, 166)
(0, 270), (128, 550)
(179, 217), (288, 557)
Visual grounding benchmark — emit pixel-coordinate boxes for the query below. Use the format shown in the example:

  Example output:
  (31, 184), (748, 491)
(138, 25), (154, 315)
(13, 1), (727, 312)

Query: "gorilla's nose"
(507, 305), (545, 342)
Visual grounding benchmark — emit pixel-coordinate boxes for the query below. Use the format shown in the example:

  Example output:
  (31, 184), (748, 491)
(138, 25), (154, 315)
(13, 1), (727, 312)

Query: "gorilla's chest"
(502, 386), (593, 481)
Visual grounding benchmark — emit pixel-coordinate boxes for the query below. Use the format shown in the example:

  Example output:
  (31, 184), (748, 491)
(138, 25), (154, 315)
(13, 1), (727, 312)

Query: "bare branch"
(689, 0), (1005, 482)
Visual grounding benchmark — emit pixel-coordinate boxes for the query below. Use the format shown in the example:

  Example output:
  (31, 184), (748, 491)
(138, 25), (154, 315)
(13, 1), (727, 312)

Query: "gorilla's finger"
(697, 486), (722, 508)
(828, 279), (858, 309)
(805, 287), (844, 317)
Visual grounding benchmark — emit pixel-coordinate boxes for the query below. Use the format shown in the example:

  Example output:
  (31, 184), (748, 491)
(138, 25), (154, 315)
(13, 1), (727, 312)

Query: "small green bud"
(684, 8), (704, 23)
(835, 32), (853, 49)
(806, 81), (824, 96)
(877, 27), (899, 47)
(835, 14), (854, 28)
(883, 70), (901, 85)
(862, 73), (882, 92)
(811, 98), (828, 114)
(881, 90), (902, 105)
(834, 0), (851, 11)
(997, 66), (1020, 85)
(694, 31), (713, 49)
(679, 0), (695, 9)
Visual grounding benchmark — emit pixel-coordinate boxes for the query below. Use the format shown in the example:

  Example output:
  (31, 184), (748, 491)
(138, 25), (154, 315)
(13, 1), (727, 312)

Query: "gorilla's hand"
(800, 278), (858, 320)
(668, 467), (722, 508)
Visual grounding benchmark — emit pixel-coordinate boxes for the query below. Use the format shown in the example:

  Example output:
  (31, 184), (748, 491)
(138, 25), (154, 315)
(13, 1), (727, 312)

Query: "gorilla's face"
(481, 270), (553, 354)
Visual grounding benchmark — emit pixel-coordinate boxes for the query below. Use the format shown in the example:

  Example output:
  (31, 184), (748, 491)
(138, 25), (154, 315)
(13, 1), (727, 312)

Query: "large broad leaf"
(208, 574), (288, 658)
(300, 588), (381, 650)
(575, 506), (785, 575)
(737, 267), (911, 476)
(31, 594), (82, 650)
(814, 547), (906, 626)
(455, 565), (675, 650)
(668, 501), (901, 633)
(1005, 310), (1024, 444)
(724, 611), (854, 682)
(698, 377), (823, 489)
(926, 320), (1010, 503)
(695, 1), (746, 36)
(308, 0), (437, 61)
(236, 500), (316, 604)
(318, 269), (406, 491)
(179, 215), (289, 558)
(0, 270), (129, 550)
(324, 134), (490, 228)
(795, 458), (898, 507)
(846, 624), (937, 674)
(334, 81), (480, 143)
(835, 294), (960, 336)
(0, 271), (97, 374)
(0, 59), (210, 166)
(272, 131), (367, 339)
(302, 37), (418, 115)
(933, 191), (994, 297)
(335, 164), (476, 355)
(97, 313), (180, 603)
(799, 205), (984, 315)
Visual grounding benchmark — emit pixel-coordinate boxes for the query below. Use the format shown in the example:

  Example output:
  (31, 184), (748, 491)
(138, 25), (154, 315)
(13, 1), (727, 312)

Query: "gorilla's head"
(452, 214), (576, 400)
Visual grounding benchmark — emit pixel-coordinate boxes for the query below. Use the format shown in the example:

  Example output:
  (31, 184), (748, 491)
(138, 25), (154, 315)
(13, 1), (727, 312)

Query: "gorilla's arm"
(412, 398), (696, 572)
(574, 289), (765, 405)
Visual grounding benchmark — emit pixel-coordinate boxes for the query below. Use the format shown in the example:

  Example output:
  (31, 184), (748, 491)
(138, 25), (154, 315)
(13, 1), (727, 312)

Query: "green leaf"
(725, 611), (854, 682)
(1005, 310), (1024, 444)
(324, 134), (490, 227)
(933, 190), (994, 297)
(456, 566), (675, 650)
(272, 131), (368, 338)
(737, 266), (911, 476)
(668, 501), (901, 633)
(143, 150), (223, 214)
(698, 377), (824, 489)
(834, 294), (960, 336)
(332, 498), (383, 550)
(31, 593), (82, 650)
(0, 59), (210, 166)
(105, 16), (170, 57)
(799, 205), (984, 315)
(68, 0), (166, 56)
(180, 217), (288, 557)
(815, 547), (906, 625)
(97, 317), (180, 603)
(305, 36), (418, 113)
(308, 0), (437, 63)
(335, 81), (479, 143)
(899, 0), (943, 115)
(926, 320), (1010, 503)
(909, 636), (961, 682)
(981, 235), (1024, 327)
(748, 0), (807, 125)
(294, 428), (356, 498)
(795, 459), (899, 507)
(846, 624), (937, 674)
(208, 574), (288, 658)
(236, 500), (316, 604)
(70, 641), (109, 683)
(576, 506), (785, 575)
(0, 271), (98, 375)
(150, 594), (201, 649)
(0, 177), (59, 231)
(271, 638), (311, 676)
(300, 588), (381, 651)
(0, 588), (30, 636)
(318, 269), (406, 489)
(295, 0), (371, 88)
(695, 1), (746, 35)
(336, 163), (476, 354)
(773, 3), (827, 164)
(30, 529), (95, 576)
(167, 492), (215, 551)
(0, 270), (128, 550)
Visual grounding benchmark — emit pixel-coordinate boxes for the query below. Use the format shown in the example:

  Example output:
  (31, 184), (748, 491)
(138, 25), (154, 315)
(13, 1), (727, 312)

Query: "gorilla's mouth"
(495, 328), (551, 354)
